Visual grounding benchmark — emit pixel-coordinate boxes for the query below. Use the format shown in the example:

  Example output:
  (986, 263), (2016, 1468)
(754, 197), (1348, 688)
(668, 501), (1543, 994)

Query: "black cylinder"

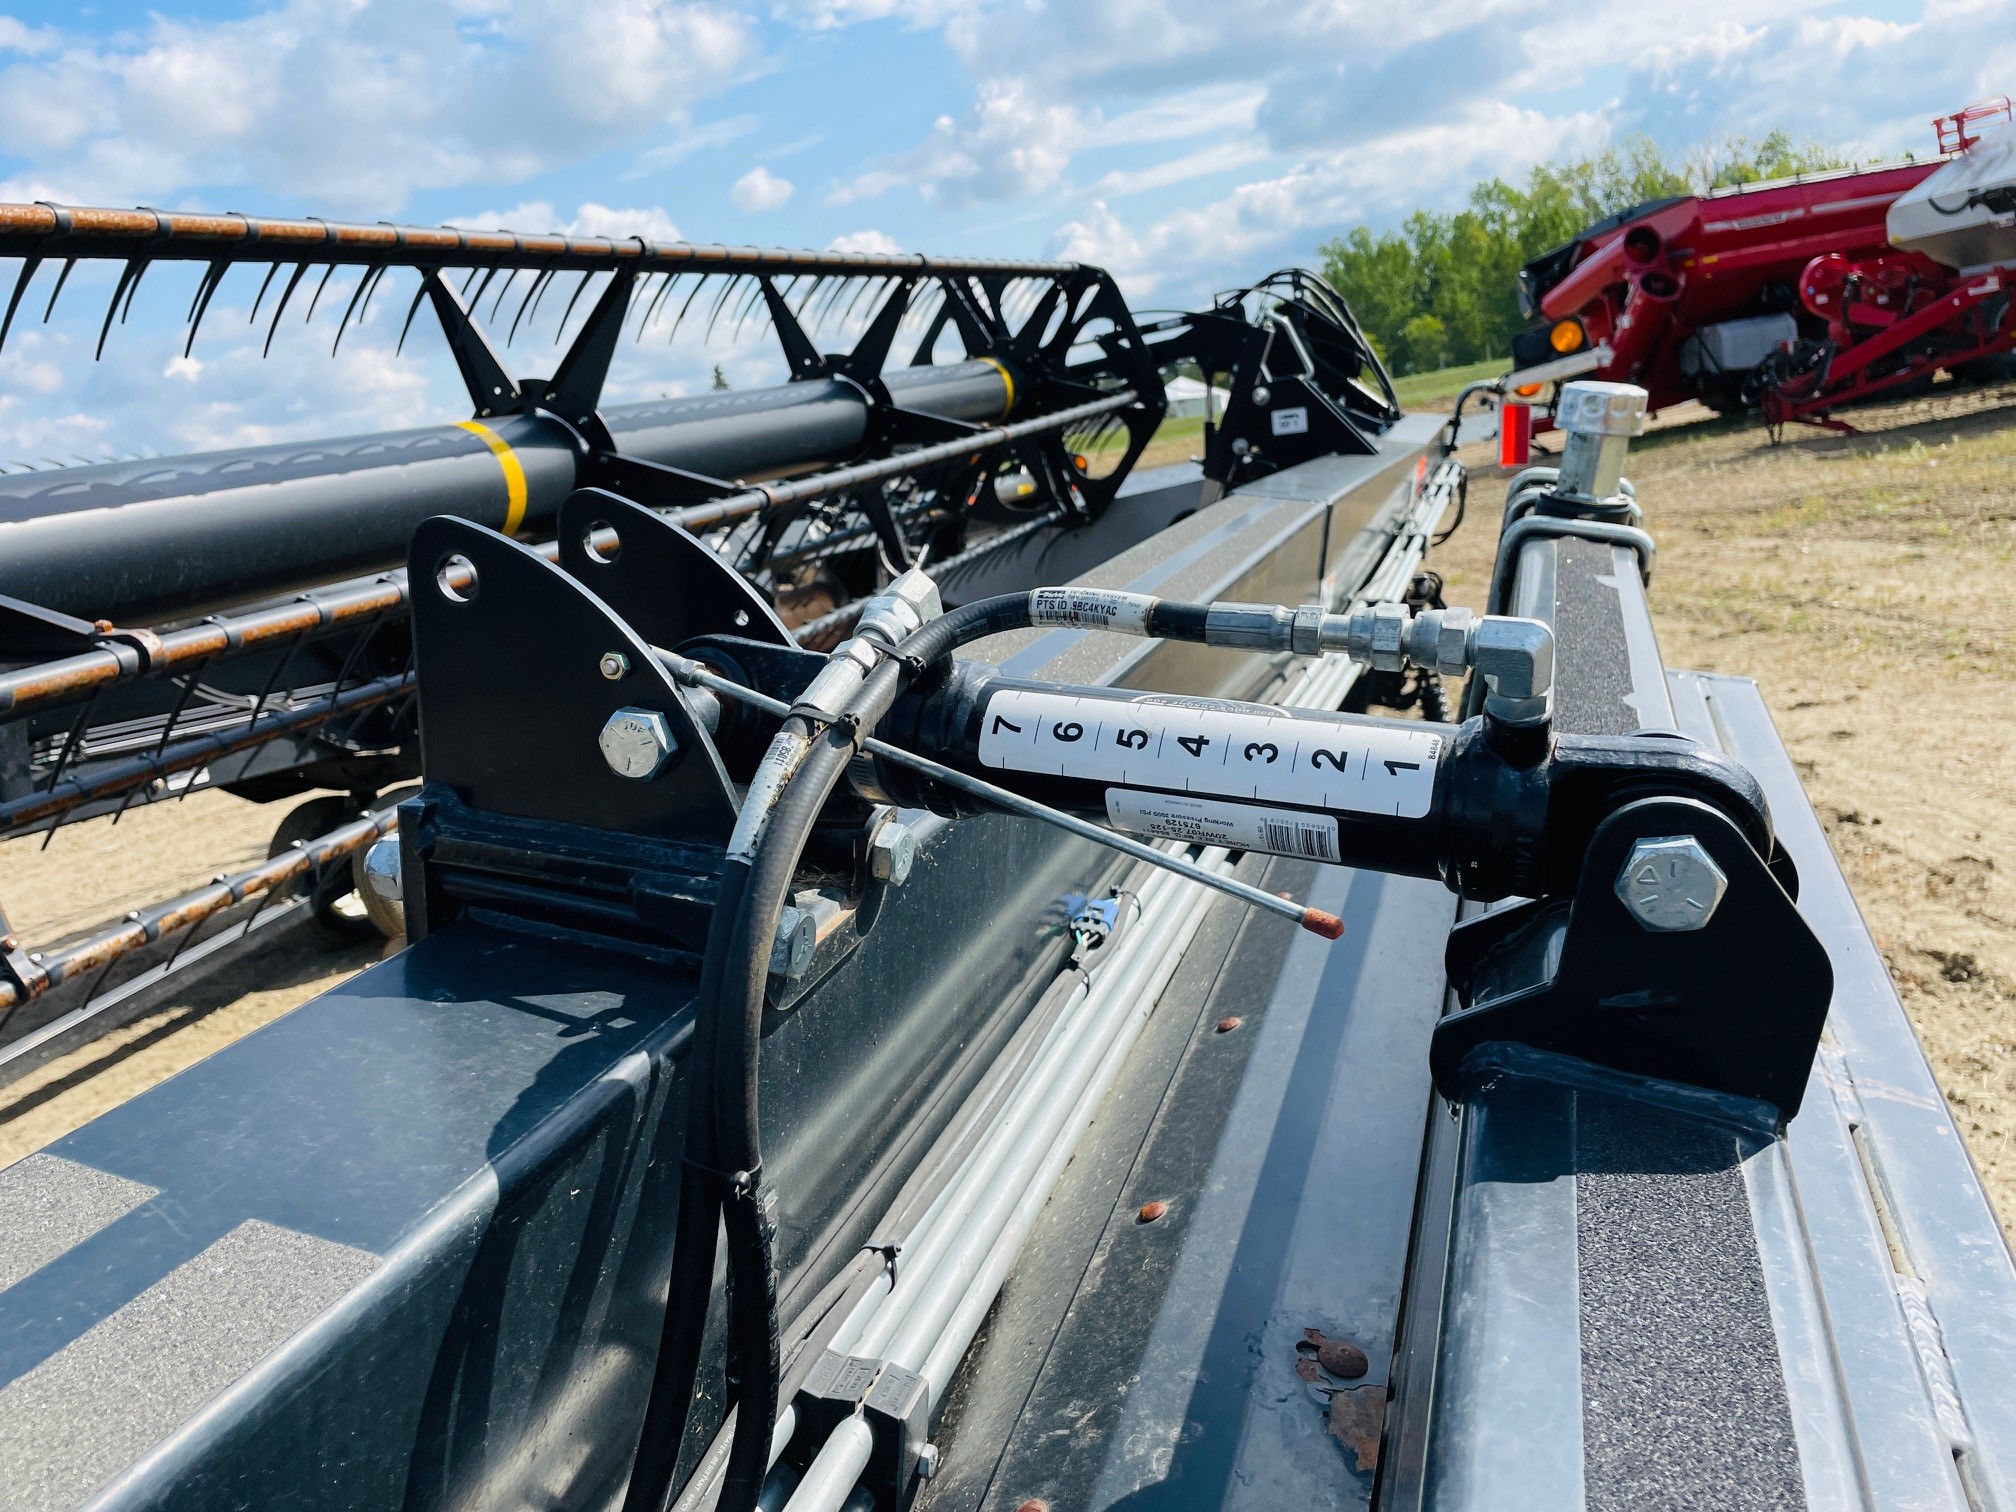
(0, 360), (1013, 625)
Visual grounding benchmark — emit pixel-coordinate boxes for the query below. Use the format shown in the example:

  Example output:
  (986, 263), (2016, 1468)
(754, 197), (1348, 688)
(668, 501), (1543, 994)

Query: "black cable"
(635, 590), (1043, 1512)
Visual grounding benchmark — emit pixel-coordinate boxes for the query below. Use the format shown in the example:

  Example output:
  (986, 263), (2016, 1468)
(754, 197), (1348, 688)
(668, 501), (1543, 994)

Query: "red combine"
(1512, 99), (2016, 433)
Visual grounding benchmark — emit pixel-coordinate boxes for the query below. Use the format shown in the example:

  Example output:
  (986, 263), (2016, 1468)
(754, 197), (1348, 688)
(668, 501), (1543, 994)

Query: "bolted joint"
(854, 567), (944, 649)
(770, 905), (817, 979)
(599, 707), (678, 780)
(351, 835), (406, 938)
(1291, 604), (1327, 658)
(868, 817), (918, 885)
(1615, 836), (1728, 932)
(598, 651), (630, 681)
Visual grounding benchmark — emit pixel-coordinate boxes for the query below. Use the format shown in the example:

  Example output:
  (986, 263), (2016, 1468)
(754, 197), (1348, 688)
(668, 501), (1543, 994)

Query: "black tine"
(394, 272), (432, 355)
(95, 260), (143, 359)
(247, 261), (281, 324)
(357, 263), (391, 325)
(553, 270), (596, 345)
(466, 267), (497, 315)
(331, 264), (382, 354)
(42, 257), (75, 322)
(702, 274), (743, 341)
(667, 272), (712, 342)
(118, 258), (151, 325)
(183, 260), (229, 358)
(836, 277), (878, 333)
(0, 255), (40, 355)
(637, 271), (679, 341)
(526, 266), (563, 335)
(304, 263), (337, 322)
(486, 267), (520, 324)
(730, 278), (769, 341)
(507, 268), (552, 345)
(460, 266), (481, 296)
(265, 262), (311, 356)
(811, 275), (853, 330)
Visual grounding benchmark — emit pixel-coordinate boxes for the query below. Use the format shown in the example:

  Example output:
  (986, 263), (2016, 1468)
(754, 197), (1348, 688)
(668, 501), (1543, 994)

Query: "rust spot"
(1014, 1501), (1051, 1512)
(1137, 1201), (1167, 1223)
(1317, 1338), (1369, 1379)
(1326, 1385), (1385, 1473)
(1294, 1358), (1322, 1382)
(1215, 1016), (1242, 1033)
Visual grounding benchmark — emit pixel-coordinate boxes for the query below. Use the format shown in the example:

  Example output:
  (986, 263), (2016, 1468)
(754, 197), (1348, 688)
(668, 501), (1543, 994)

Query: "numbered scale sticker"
(977, 688), (1441, 819)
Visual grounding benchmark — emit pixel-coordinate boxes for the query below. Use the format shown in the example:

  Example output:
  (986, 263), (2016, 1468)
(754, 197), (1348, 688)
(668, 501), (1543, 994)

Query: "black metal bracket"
(421, 269), (523, 419)
(791, 1350), (932, 1509)
(1430, 795), (1834, 1119)
(556, 489), (794, 648)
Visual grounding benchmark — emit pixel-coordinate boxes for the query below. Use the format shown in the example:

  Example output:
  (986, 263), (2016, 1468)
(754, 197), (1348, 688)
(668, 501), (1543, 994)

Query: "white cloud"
(827, 229), (904, 253)
(731, 165), (796, 211)
(449, 201), (684, 243)
(0, 0), (755, 212)
(829, 78), (1084, 206)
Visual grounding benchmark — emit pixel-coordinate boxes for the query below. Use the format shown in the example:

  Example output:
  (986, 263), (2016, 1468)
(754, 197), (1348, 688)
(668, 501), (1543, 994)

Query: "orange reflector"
(1514, 382), (1543, 398)
(1549, 319), (1584, 354)
(1071, 453), (1088, 471)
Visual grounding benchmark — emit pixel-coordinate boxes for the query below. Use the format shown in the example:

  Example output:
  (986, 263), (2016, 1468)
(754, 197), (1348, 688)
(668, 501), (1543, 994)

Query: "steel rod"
(653, 649), (1341, 937)
(0, 202), (1076, 279)
(0, 807), (394, 1012)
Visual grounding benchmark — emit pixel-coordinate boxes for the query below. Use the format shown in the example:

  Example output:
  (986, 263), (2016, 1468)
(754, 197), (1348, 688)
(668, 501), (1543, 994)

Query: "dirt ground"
(3, 383), (2014, 1239)
(1435, 380), (2016, 1231)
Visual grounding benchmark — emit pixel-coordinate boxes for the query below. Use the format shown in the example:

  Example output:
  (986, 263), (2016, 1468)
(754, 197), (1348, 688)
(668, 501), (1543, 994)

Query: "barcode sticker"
(979, 687), (1440, 818)
(1106, 789), (1341, 862)
(1030, 587), (1155, 633)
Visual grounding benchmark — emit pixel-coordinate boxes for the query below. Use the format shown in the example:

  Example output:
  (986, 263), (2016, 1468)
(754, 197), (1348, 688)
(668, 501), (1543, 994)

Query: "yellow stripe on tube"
(455, 419), (529, 536)
(978, 357), (1015, 420)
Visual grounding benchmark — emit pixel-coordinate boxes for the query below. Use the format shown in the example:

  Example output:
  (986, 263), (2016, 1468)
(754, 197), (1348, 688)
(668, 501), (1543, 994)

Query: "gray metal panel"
(916, 859), (1456, 1511)
(1423, 1074), (1585, 1511)
(1674, 669), (2016, 1509)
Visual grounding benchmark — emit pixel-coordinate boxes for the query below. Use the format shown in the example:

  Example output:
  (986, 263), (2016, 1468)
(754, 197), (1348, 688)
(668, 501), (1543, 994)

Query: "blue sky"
(0, 0), (2009, 457)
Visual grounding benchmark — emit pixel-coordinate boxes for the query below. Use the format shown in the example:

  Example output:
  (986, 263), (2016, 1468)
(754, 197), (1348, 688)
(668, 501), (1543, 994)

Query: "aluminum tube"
(916, 867), (1226, 1399)
(838, 862), (1185, 1358)
(784, 853), (1229, 1512)
(903, 854), (1225, 1387)
(874, 862), (1219, 1368)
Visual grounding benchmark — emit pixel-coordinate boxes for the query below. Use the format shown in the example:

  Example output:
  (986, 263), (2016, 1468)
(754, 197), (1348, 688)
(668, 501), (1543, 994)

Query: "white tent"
(1163, 375), (1228, 419)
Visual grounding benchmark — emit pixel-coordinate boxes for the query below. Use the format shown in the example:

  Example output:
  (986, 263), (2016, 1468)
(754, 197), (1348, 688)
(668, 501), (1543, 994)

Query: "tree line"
(1320, 132), (1863, 376)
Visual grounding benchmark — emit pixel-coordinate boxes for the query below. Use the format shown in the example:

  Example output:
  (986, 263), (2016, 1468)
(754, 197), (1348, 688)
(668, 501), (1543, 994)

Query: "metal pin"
(654, 650), (1345, 939)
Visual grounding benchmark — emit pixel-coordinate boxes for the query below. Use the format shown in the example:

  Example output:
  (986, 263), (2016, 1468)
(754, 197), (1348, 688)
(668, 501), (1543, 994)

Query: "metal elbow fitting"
(853, 567), (943, 649)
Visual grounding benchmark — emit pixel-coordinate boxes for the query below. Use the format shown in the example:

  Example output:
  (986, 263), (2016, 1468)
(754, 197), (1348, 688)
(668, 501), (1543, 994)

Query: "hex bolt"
(1251, 385), (1271, 406)
(869, 819), (919, 885)
(915, 1443), (942, 1480)
(352, 835), (406, 939)
(770, 905), (816, 980)
(598, 707), (677, 780)
(599, 651), (631, 680)
(1614, 835), (1728, 932)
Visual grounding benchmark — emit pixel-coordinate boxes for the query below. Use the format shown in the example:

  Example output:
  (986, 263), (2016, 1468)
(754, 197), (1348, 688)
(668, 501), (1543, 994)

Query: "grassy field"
(1390, 356), (1503, 410)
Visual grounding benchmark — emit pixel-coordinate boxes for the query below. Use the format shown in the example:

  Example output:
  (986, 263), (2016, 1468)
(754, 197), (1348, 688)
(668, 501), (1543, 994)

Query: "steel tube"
(0, 363), (1014, 624)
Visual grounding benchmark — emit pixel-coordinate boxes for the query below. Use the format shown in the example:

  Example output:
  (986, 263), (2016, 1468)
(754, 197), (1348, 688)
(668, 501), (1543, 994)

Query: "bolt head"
(869, 819), (918, 885)
(352, 835), (406, 938)
(915, 1443), (942, 1480)
(1615, 835), (1727, 932)
(1251, 385), (1271, 407)
(770, 905), (816, 979)
(599, 651), (631, 680)
(599, 707), (677, 780)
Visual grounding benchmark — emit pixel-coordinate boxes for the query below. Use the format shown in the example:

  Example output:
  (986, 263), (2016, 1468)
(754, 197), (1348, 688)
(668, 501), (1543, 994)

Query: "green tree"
(1318, 130), (1851, 375)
